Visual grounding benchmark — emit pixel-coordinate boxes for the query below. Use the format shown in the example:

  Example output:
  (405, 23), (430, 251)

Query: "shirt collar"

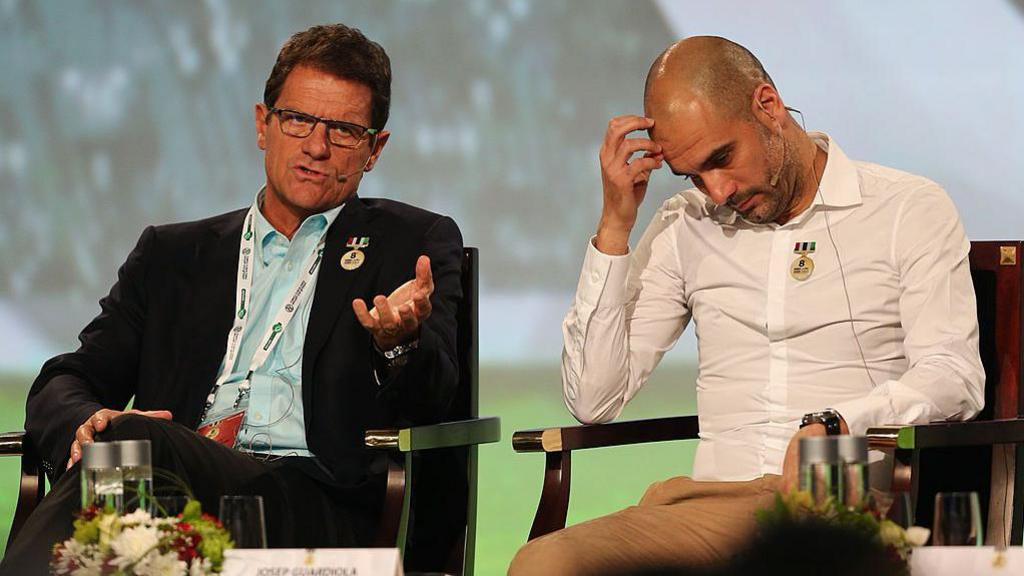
(810, 132), (861, 209)
(252, 187), (345, 262)
(678, 132), (861, 228)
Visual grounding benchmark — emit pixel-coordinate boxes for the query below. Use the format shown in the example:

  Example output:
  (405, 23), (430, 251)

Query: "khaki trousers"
(508, 474), (781, 575)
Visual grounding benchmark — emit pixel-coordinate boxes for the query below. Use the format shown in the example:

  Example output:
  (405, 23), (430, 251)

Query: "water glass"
(933, 491), (983, 546)
(152, 495), (191, 518)
(219, 495), (267, 549)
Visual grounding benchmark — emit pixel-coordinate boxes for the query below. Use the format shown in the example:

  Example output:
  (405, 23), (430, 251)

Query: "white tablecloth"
(911, 547), (1024, 574)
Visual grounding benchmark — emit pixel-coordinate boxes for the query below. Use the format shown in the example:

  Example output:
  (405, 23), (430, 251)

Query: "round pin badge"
(341, 249), (365, 271)
(790, 255), (814, 281)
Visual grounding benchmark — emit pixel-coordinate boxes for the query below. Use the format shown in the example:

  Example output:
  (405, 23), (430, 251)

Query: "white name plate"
(910, 547), (1024, 574)
(223, 548), (403, 576)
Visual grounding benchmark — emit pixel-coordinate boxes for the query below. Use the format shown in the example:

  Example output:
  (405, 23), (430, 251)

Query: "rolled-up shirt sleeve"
(832, 185), (985, 434)
(562, 209), (691, 424)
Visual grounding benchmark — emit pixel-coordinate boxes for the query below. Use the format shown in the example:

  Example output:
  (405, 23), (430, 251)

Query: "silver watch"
(800, 408), (842, 435)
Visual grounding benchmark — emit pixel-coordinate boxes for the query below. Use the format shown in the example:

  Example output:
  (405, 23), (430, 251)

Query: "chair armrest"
(512, 415), (699, 453)
(0, 431), (26, 456)
(867, 418), (1024, 450)
(365, 417), (501, 452)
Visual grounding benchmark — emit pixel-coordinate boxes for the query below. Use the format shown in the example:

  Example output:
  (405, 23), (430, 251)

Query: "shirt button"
(252, 411), (263, 421)
(591, 272), (601, 283)
(286, 262), (294, 272)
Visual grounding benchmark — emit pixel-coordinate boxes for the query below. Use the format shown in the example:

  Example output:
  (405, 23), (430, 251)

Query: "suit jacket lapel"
(302, 197), (380, 414)
(181, 211), (245, 427)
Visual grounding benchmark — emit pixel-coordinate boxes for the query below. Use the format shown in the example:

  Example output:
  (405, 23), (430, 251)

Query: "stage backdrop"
(1, 0), (1021, 571)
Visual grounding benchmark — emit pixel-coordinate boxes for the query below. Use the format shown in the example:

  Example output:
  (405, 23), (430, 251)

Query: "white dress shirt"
(563, 133), (985, 481)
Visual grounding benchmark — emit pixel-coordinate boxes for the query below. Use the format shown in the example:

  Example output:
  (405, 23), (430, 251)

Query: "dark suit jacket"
(25, 196), (463, 491)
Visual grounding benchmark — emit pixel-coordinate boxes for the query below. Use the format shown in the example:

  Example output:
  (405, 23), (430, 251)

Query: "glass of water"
(219, 495), (268, 549)
(933, 491), (983, 546)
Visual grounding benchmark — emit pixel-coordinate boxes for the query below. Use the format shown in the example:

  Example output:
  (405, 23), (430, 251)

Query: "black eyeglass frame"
(266, 107), (380, 149)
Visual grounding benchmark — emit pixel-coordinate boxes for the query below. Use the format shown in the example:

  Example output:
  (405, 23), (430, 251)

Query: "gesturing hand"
(596, 115), (664, 255)
(353, 255), (434, 351)
(67, 408), (174, 470)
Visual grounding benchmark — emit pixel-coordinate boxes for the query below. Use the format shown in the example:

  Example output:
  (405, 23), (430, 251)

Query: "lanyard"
(199, 204), (327, 423)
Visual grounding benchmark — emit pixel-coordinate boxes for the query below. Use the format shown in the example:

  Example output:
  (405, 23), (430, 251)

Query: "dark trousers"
(1, 414), (378, 575)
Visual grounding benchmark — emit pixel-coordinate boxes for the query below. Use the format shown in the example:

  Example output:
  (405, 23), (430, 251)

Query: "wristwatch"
(378, 339), (419, 369)
(800, 408), (843, 435)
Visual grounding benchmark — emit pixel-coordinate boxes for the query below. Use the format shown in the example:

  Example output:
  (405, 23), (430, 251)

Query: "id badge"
(197, 411), (246, 449)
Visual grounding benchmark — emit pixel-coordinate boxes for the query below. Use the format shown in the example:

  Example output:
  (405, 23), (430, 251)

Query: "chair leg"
(528, 451), (571, 541)
(1013, 443), (1024, 545)
(374, 453), (410, 549)
(7, 453), (45, 551)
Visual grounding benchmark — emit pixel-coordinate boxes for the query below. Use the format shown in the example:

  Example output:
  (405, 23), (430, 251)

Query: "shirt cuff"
(831, 393), (898, 437)
(576, 236), (632, 308)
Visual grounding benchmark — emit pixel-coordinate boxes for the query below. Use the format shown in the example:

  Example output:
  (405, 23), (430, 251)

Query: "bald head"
(645, 36), (775, 122)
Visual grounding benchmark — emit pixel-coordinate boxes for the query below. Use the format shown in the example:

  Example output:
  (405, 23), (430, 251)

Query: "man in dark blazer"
(2, 23), (462, 573)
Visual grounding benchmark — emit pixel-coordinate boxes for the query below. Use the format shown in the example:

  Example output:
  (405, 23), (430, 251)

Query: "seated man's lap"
(96, 414), (368, 546)
(508, 475), (780, 576)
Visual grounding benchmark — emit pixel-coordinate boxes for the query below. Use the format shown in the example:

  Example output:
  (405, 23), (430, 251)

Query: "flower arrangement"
(756, 490), (930, 572)
(51, 499), (233, 576)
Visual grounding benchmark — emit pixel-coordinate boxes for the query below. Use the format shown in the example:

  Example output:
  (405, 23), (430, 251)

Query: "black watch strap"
(800, 408), (842, 435)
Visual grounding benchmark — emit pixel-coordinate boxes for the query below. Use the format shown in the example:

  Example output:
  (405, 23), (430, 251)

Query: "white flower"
(110, 524), (161, 564)
(905, 526), (931, 547)
(121, 508), (155, 526)
(135, 550), (187, 576)
(189, 556), (213, 576)
(56, 541), (104, 576)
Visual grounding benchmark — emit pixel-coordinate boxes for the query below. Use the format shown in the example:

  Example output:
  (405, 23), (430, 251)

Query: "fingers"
(602, 115), (655, 149)
(352, 298), (376, 329)
(414, 255), (433, 292)
(374, 295), (401, 336)
(396, 303), (419, 333)
(67, 408), (174, 470)
(412, 286), (432, 320)
(626, 156), (664, 179)
(68, 440), (82, 470)
(612, 137), (662, 167)
(93, 408), (122, 433)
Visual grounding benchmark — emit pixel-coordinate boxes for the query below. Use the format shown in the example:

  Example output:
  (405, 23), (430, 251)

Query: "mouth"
(731, 194), (758, 213)
(293, 164), (328, 182)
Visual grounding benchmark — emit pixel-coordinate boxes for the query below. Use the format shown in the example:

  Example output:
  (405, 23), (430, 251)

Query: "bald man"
(509, 37), (983, 574)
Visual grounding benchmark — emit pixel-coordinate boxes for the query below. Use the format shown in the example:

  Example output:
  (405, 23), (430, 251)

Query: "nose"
(701, 171), (737, 206)
(301, 122), (331, 160)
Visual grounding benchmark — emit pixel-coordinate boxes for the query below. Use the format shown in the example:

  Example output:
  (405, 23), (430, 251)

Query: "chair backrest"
(969, 241), (1023, 420)
(913, 241), (1023, 540)
(404, 247), (479, 575)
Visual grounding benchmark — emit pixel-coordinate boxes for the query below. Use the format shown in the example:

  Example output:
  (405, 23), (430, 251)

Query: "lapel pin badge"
(790, 241), (816, 281)
(341, 236), (370, 271)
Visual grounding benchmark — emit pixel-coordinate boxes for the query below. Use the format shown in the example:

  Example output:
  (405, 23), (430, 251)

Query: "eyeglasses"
(267, 107), (378, 149)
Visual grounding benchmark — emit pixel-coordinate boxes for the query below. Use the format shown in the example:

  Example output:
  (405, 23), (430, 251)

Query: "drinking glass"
(152, 495), (191, 518)
(933, 491), (982, 546)
(219, 495), (268, 548)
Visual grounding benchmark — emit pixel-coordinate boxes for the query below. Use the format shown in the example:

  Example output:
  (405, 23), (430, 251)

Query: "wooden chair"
(513, 241), (1024, 544)
(1, 247), (499, 576)
(866, 241), (1024, 545)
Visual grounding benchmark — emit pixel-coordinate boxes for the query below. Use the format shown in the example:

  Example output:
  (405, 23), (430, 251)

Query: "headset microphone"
(769, 130), (786, 188)
(334, 156), (373, 183)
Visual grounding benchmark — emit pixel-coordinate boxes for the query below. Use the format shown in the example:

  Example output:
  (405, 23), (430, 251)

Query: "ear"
(254, 103), (270, 151)
(751, 83), (784, 130)
(362, 130), (390, 172)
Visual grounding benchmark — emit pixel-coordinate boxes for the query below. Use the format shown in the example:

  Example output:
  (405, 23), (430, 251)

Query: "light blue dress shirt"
(202, 192), (343, 456)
